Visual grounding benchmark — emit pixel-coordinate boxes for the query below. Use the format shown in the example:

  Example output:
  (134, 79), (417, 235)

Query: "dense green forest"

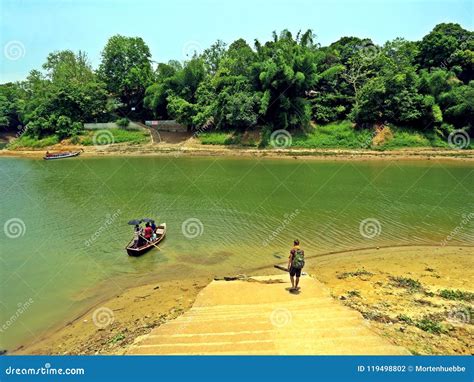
(1, 23), (473, 148)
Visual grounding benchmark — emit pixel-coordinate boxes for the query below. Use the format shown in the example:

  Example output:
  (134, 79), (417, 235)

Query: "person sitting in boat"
(133, 224), (141, 248)
(150, 221), (157, 240)
(143, 223), (153, 242)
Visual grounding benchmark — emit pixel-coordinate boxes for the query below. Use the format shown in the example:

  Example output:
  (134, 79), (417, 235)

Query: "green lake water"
(0, 156), (473, 350)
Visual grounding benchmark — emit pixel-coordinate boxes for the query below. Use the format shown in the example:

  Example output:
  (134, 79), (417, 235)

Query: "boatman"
(144, 223), (153, 241)
(288, 239), (305, 292)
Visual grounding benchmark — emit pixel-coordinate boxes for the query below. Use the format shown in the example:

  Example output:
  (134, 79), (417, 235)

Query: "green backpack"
(292, 249), (305, 269)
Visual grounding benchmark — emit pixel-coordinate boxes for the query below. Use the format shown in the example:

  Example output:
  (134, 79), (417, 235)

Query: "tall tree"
(253, 29), (319, 130)
(418, 23), (472, 71)
(98, 35), (154, 116)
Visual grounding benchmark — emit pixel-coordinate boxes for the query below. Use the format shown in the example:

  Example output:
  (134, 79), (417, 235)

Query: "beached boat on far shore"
(43, 151), (81, 160)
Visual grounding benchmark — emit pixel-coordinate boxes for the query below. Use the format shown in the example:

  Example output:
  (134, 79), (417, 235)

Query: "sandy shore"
(14, 245), (473, 355)
(308, 245), (473, 355)
(1, 142), (474, 161)
(14, 277), (211, 355)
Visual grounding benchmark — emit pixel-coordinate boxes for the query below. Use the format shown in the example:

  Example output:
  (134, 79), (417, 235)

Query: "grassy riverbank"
(3, 121), (471, 153)
(6, 128), (150, 149)
(197, 121), (466, 150)
(1, 124), (473, 161)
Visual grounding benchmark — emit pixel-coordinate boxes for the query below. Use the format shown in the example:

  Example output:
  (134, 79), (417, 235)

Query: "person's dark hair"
(146, 223), (150, 227)
(294, 239), (299, 246)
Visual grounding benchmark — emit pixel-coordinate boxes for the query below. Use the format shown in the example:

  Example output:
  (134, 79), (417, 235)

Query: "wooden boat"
(126, 223), (166, 256)
(43, 151), (81, 160)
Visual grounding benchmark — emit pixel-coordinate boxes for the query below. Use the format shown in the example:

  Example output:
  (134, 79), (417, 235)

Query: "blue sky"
(0, 0), (472, 83)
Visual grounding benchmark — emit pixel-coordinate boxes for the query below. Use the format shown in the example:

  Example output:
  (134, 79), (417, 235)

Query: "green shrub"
(8, 135), (60, 149)
(338, 269), (374, 279)
(389, 276), (423, 293)
(397, 314), (414, 325)
(347, 290), (361, 298)
(291, 121), (372, 149)
(199, 132), (233, 145)
(415, 318), (444, 334)
(397, 314), (444, 334)
(116, 117), (130, 129)
(438, 289), (474, 302)
(80, 128), (149, 145)
(380, 129), (431, 149)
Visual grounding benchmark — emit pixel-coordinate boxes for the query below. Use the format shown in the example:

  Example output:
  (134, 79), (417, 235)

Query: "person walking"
(288, 239), (305, 291)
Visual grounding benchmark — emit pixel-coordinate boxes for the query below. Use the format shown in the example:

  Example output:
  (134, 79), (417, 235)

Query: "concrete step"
(129, 335), (406, 355)
(137, 327), (383, 346)
(125, 275), (409, 355)
(156, 316), (364, 334)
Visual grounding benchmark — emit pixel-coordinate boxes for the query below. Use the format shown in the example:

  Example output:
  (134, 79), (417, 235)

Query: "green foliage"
(397, 314), (414, 325)
(397, 314), (445, 335)
(438, 289), (474, 302)
(415, 317), (444, 334)
(3, 23), (473, 149)
(80, 128), (149, 145)
(0, 82), (23, 129)
(347, 290), (361, 298)
(337, 267), (374, 279)
(8, 135), (59, 149)
(202, 40), (227, 74)
(253, 30), (318, 130)
(351, 39), (426, 126)
(98, 35), (153, 117)
(418, 23), (472, 73)
(389, 276), (424, 293)
(108, 333), (126, 344)
(167, 95), (197, 127)
(9, 50), (107, 139)
(115, 117), (130, 128)
(378, 128), (432, 149)
(198, 132), (234, 145)
(438, 81), (474, 129)
(292, 121), (372, 149)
